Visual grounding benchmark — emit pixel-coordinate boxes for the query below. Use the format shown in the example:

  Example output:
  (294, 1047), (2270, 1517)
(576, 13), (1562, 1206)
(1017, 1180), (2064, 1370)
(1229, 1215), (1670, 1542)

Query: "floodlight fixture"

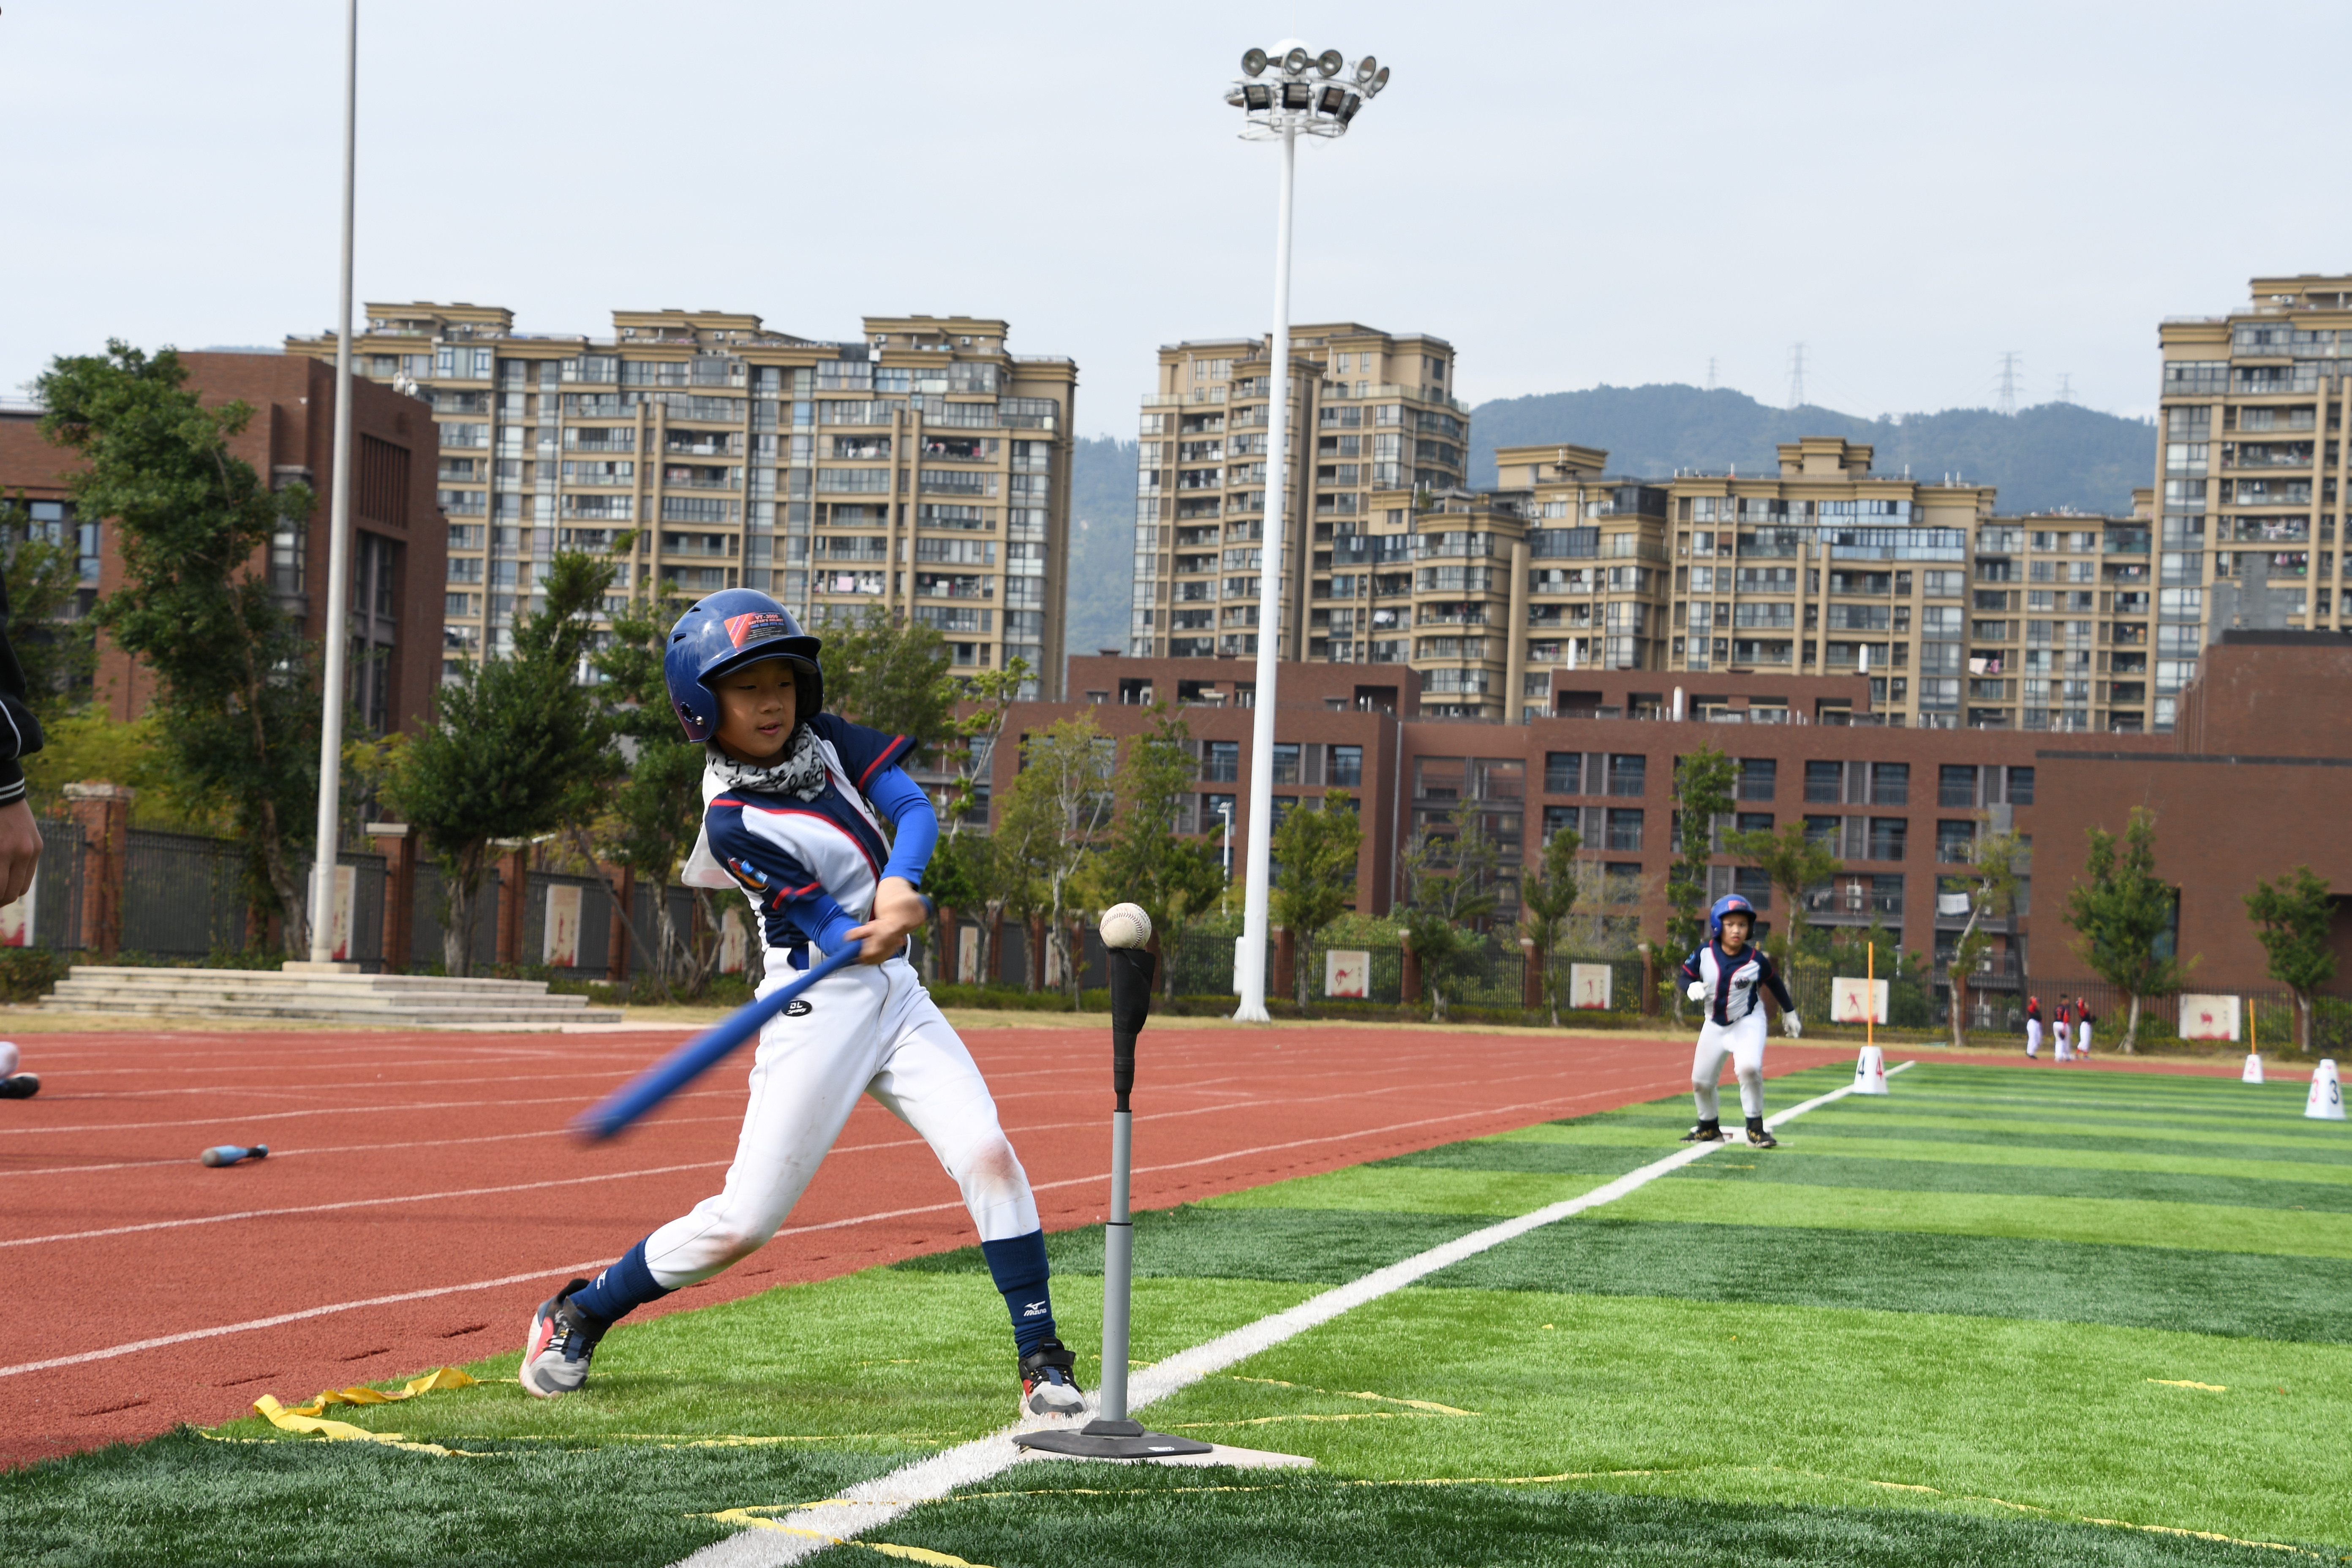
(1355, 55), (1378, 83)
(1281, 79), (1312, 109)
(1315, 83), (1348, 116)
(1282, 45), (1310, 73)
(1241, 46), (1269, 77)
(1241, 81), (1273, 110)
(1369, 65), (1391, 95)
(1315, 48), (1343, 76)
(1336, 91), (1362, 126)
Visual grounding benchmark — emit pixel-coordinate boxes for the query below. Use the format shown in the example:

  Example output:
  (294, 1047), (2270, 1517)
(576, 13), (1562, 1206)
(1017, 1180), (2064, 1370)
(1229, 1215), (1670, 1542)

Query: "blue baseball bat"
(572, 898), (931, 1141)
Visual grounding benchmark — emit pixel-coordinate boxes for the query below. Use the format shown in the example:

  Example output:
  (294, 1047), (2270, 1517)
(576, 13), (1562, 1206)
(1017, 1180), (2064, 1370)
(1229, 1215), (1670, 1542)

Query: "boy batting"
(521, 590), (1087, 1420)
(1680, 894), (1801, 1148)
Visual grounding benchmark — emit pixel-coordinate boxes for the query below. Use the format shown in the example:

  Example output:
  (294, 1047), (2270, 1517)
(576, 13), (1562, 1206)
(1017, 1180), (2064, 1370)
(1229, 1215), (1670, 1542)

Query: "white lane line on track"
(0, 1262), (615, 1380)
(0, 1114), (762, 1180)
(676, 1064), (1909, 1568)
(1, 1073), (1685, 1250)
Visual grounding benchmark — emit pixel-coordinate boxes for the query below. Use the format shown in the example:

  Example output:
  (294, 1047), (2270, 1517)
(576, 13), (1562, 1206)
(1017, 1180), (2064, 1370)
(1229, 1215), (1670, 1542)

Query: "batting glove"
(1686, 980), (1707, 1002)
(1782, 1012), (1803, 1039)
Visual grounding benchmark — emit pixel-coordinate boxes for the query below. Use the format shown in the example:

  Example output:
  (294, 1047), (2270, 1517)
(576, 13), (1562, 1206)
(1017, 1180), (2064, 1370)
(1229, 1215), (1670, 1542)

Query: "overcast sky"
(8, 1), (2348, 438)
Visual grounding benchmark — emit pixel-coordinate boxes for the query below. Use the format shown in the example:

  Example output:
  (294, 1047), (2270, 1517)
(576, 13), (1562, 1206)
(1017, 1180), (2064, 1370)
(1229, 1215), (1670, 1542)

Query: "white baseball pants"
(2055, 1024), (2074, 1062)
(2077, 1021), (2093, 1057)
(2025, 1020), (2041, 1057)
(1692, 1012), (1769, 1122)
(642, 954), (1040, 1290)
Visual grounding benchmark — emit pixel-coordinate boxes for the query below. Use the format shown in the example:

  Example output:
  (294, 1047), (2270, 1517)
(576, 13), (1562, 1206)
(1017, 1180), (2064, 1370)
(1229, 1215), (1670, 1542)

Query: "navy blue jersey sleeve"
(807, 711), (918, 798)
(704, 802), (860, 953)
(1756, 950), (1796, 1011)
(864, 766), (938, 890)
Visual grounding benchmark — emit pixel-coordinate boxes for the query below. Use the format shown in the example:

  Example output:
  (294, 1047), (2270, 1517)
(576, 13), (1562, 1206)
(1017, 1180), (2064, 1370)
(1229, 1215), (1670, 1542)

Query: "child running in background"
(2024, 996), (2044, 1060)
(1678, 895), (1802, 1149)
(2053, 997), (2076, 1062)
(2076, 999), (2095, 1060)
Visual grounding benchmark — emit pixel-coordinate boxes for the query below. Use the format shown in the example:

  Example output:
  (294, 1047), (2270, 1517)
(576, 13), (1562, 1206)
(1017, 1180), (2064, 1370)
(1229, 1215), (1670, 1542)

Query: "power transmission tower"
(2055, 373), (2073, 405)
(1786, 344), (1805, 411)
(1997, 351), (2020, 416)
(1707, 357), (1718, 392)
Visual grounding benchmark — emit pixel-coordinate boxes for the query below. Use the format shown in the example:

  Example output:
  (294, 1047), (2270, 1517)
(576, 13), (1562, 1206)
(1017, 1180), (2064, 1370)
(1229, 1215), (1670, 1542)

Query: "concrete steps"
(41, 965), (624, 1027)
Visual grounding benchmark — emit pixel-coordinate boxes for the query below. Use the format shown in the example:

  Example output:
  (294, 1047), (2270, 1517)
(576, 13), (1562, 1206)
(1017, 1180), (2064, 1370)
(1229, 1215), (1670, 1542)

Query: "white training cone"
(2306, 1059), (2344, 1122)
(1853, 1045), (1889, 1095)
(2242, 1053), (2265, 1085)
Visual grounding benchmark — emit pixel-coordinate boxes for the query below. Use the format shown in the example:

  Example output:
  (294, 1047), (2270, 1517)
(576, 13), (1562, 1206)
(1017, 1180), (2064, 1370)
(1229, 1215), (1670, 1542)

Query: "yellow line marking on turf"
(1226, 1374), (1475, 1416)
(1162, 1411), (1467, 1429)
(704, 1513), (993, 1566)
(2146, 1378), (2229, 1392)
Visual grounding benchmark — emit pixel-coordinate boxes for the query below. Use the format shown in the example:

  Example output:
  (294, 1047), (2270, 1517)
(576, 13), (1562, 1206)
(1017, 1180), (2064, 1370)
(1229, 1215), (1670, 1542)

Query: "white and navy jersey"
(1680, 940), (1795, 1026)
(680, 713), (916, 957)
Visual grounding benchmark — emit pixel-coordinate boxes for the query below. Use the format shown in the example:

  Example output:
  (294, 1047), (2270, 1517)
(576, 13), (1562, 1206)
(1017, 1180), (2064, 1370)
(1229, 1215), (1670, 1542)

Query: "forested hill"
(1467, 384), (2155, 517)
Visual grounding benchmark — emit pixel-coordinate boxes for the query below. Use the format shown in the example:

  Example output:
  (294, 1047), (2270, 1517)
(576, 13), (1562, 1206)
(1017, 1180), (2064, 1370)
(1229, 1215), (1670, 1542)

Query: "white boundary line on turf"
(673, 1062), (1913, 1568)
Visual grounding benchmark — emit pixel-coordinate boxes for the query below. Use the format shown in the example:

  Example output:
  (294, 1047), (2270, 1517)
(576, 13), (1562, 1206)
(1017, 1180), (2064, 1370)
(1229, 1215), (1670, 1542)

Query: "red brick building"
(987, 637), (2348, 1003)
(0, 352), (445, 735)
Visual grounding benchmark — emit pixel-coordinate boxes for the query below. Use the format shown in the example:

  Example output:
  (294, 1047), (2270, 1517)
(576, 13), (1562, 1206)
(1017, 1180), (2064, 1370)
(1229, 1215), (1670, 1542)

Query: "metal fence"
(19, 817), (83, 952)
(122, 830), (251, 958)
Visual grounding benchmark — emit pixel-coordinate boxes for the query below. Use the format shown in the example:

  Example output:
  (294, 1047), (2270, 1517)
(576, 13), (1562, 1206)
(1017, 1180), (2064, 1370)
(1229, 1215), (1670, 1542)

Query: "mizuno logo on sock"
(1022, 1301), (1048, 1316)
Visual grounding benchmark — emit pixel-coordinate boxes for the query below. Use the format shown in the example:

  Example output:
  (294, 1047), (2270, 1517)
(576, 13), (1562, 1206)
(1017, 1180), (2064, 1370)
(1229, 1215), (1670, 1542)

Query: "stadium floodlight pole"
(304, 0), (361, 965)
(1224, 42), (1389, 1022)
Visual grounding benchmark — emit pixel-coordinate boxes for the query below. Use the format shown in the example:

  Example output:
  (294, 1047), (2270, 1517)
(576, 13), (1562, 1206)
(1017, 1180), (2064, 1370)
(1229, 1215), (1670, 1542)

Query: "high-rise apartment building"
(288, 305), (1077, 696)
(1127, 326), (1467, 667)
(2154, 272), (2352, 729)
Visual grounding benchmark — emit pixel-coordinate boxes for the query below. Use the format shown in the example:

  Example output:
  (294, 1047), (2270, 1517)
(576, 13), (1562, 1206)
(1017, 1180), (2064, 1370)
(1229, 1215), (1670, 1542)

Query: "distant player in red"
(2075, 998), (2094, 1060)
(2053, 998), (2076, 1063)
(2024, 996), (2044, 1060)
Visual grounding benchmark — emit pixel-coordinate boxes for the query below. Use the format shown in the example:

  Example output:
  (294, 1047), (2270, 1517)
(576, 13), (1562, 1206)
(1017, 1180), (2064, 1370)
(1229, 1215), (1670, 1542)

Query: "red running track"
(0, 1023), (1867, 1467)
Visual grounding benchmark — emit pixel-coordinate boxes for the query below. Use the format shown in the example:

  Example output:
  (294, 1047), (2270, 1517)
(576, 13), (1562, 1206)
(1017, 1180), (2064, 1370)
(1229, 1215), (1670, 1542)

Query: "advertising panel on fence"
(543, 884), (583, 968)
(327, 865), (355, 962)
(719, 907), (749, 975)
(1324, 948), (1370, 999)
(1568, 963), (1613, 1010)
(0, 874), (33, 948)
(1832, 977), (1889, 1024)
(2178, 994), (2240, 1042)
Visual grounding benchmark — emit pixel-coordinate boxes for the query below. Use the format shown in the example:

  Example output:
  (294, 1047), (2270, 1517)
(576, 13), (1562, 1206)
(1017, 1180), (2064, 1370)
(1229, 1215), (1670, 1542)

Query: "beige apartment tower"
(289, 305), (1077, 697)
(2153, 273), (2352, 729)
(1127, 325), (1467, 671)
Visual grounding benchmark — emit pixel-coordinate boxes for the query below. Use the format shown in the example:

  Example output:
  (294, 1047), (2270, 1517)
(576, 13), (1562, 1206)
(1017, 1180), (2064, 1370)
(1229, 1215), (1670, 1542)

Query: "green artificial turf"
(1426, 1217), (2352, 1342)
(14, 1059), (2352, 1568)
(841, 1469), (2322, 1568)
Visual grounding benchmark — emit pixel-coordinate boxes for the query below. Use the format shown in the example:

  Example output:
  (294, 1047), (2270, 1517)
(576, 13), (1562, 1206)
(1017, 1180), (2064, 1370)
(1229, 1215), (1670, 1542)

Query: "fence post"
(1273, 925), (1293, 1004)
(1521, 937), (1542, 1010)
(63, 782), (134, 959)
(1639, 942), (1659, 1017)
(938, 905), (958, 983)
(1400, 929), (1421, 1005)
(366, 823), (414, 972)
(606, 863), (634, 984)
(494, 845), (528, 969)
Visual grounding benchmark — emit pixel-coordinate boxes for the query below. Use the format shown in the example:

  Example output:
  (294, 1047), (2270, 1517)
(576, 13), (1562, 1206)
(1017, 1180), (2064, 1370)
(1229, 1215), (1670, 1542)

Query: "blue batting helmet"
(1709, 894), (1756, 940)
(663, 589), (824, 743)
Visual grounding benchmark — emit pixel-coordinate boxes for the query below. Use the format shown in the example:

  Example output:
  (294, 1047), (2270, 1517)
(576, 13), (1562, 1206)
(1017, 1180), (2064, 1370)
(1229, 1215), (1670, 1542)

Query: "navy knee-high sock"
(981, 1230), (1057, 1357)
(568, 1239), (675, 1326)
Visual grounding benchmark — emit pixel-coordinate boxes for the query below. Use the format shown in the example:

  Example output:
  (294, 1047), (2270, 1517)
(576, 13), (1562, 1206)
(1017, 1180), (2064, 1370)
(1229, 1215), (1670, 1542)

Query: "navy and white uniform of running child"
(520, 590), (1085, 1419)
(1680, 894), (1801, 1149)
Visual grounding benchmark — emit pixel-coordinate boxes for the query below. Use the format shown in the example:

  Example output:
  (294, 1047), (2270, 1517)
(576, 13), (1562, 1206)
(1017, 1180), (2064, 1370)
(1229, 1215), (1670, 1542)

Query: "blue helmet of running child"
(1709, 893), (1756, 939)
(663, 589), (824, 743)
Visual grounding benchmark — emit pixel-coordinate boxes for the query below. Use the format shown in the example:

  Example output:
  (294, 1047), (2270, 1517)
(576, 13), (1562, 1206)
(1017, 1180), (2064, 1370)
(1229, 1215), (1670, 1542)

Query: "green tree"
(387, 551), (615, 975)
(1086, 706), (1202, 980)
(820, 606), (954, 747)
(1724, 821), (1843, 1000)
(0, 494), (96, 725)
(919, 657), (1031, 980)
(993, 713), (1113, 1004)
(1271, 789), (1362, 1013)
(1399, 797), (1501, 1022)
(37, 343), (321, 951)
(1665, 746), (1739, 1018)
(2063, 807), (2190, 1054)
(1934, 821), (2028, 1050)
(2245, 866), (2337, 1054)
(1520, 822), (1583, 1025)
